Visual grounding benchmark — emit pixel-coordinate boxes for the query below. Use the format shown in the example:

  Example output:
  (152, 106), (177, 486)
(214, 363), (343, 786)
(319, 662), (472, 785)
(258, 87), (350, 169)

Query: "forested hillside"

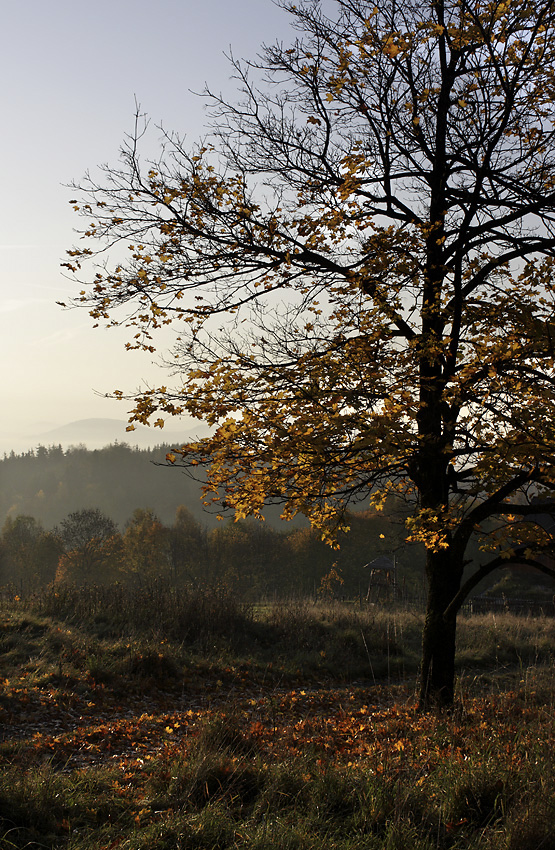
(1, 442), (229, 529)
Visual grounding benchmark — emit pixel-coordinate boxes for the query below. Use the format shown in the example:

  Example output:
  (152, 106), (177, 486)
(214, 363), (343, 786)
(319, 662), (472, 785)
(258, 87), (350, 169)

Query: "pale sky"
(1, 0), (293, 453)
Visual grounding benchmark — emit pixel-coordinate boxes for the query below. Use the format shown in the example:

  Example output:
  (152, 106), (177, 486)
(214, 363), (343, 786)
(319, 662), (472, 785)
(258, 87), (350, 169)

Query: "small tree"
(168, 505), (206, 583)
(1, 515), (61, 589)
(122, 508), (171, 582)
(65, 0), (555, 707)
(55, 508), (122, 584)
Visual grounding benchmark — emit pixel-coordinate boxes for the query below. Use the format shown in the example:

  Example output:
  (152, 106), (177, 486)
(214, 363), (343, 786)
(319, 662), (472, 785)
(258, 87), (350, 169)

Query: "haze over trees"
(65, 0), (555, 707)
(0, 443), (224, 530)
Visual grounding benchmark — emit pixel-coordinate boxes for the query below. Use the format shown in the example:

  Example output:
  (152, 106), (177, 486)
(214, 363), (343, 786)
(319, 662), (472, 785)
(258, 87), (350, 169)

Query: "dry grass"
(1, 586), (554, 848)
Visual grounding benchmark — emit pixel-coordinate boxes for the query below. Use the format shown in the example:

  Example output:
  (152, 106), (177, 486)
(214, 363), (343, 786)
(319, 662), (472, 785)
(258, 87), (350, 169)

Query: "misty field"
(1, 584), (555, 849)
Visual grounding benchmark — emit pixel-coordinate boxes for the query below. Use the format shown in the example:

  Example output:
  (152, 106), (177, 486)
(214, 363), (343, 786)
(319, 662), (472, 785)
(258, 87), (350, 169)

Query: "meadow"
(1, 583), (554, 849)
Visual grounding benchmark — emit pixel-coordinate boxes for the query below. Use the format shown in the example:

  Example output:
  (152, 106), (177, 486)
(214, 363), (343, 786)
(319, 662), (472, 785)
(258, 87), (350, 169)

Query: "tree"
(122, 508), (171, 582)
(168, 505), (207, 583)
(207, 518), (288, 597)
(0, 516), (61, 588)
(55, 508), (122, 584)
(65, 0), (555, 707)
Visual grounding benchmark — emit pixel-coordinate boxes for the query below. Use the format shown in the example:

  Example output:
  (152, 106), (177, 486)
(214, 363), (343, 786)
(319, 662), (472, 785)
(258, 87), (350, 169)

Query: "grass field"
(1, 583), (554, 849)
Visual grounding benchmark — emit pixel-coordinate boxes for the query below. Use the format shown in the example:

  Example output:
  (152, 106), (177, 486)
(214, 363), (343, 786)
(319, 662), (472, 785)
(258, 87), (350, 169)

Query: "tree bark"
(419, 547), (464, 709)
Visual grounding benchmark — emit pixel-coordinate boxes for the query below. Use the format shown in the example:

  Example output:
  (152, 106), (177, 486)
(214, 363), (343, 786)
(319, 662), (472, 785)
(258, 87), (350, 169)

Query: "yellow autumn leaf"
(382, 38), (400, 58)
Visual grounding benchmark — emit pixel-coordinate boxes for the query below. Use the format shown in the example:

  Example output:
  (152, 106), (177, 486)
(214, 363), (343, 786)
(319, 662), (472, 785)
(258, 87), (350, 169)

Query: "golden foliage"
(64, 0), (555, 565)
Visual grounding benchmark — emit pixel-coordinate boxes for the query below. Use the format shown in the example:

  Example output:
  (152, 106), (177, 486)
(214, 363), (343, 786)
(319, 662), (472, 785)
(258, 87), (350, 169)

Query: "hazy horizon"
(0, 415), (211, 457)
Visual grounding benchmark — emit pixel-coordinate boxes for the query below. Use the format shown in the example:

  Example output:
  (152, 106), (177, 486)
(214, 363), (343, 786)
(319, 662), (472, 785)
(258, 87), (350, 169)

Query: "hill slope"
(0, 442), (303, 530)
(0, 442), (215, 529)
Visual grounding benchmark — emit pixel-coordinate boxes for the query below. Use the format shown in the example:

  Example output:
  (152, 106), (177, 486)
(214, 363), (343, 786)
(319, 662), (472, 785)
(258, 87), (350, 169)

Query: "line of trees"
(0, 504), (424, 600)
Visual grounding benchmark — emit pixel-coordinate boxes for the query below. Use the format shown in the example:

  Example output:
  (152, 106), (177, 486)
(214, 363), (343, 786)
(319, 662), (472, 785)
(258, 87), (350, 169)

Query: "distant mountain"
(35, 418), (208, 450)
(0, 418), (211, 458)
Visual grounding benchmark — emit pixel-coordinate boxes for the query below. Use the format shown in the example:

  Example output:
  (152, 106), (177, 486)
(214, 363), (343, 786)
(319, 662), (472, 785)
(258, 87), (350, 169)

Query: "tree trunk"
(419, 547), (464, 710)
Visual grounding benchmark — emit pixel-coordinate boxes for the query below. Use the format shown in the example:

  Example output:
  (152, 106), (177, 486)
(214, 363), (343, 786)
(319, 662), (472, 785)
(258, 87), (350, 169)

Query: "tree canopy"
(64, 0), (555, 705)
